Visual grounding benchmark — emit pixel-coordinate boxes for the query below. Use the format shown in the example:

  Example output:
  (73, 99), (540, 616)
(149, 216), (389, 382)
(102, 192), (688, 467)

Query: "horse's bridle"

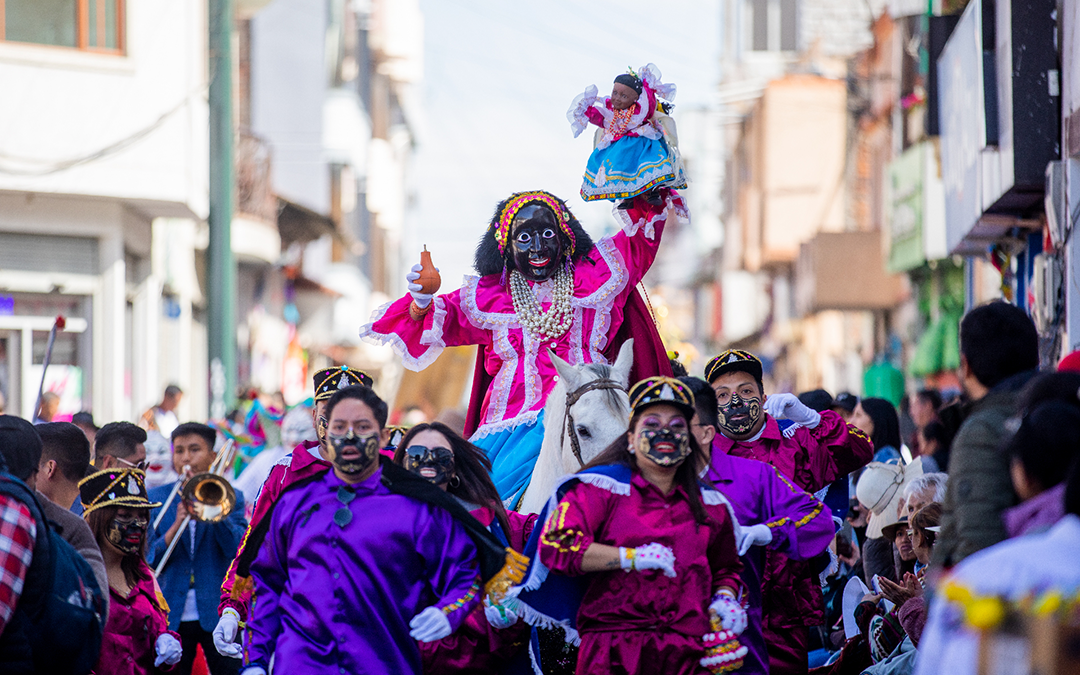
(561, 378), (626, 469)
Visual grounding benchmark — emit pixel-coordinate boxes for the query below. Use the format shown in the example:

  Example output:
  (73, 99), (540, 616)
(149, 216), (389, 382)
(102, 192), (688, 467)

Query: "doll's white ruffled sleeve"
(567, 84), (599, 138)
(639, 63), (677, 102)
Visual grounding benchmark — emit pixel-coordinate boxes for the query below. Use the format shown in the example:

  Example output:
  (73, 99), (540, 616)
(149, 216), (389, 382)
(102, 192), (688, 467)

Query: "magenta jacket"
(713, 412), (872, 630)
(94, 560), (179, 675)
(539, 472), (745, 675)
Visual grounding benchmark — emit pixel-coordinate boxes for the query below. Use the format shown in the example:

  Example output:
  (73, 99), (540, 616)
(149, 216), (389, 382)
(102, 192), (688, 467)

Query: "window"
(1, 0), (124, 52)
(746, 0), (798, 53)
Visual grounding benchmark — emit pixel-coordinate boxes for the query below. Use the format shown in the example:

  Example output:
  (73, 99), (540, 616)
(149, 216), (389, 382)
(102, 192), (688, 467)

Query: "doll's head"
(474, 191), (595, 281)
(612, 73), (643, 110)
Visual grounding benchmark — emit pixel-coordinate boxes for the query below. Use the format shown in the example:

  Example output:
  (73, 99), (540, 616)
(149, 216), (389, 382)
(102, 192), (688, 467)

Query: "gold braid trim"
(484, 548), (530, 605)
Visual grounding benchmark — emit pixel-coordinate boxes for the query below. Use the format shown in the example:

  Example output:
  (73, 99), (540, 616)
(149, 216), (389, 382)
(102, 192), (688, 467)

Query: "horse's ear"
(612, 339), (634, 388)
(550, 350), (578, 389)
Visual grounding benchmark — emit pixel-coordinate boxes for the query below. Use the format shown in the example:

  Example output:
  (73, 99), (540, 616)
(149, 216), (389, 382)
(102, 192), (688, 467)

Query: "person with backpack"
(0, 414), (108, 675)
(80, 467), (182, 674)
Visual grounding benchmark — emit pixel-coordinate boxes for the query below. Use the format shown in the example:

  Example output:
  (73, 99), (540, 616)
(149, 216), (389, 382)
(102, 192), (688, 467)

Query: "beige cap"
(857, 457), (924, 539)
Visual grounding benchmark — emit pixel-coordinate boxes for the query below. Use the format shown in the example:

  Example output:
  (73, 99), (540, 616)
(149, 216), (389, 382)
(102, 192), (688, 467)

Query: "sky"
(410, 0), (721, 286)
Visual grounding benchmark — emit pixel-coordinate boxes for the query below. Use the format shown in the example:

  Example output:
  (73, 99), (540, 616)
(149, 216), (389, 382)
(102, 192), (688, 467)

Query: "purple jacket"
(707, 449), (835, 675)
(245, 467), (481, 674)
(1003, 483), (1066, 539)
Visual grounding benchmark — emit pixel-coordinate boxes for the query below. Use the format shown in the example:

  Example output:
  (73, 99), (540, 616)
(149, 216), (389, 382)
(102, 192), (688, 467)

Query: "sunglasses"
(115, 456), (147, 471)
(403, 445), (454, 463)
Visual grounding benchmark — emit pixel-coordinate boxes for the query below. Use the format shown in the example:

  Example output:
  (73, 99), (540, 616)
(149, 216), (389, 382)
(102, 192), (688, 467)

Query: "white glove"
(619, 542), (677, 578)
(213, 608), (243, 658)
(154, 632), (182, 667)
(406, 263), (434, 308)
(483, 596), (521, 629)
(409, 605), (452, 642)
(710, 591), (748, 635)
(763, 393), (821, 428)
(737, 523), (774, 556)
(241, 668), (267, 675)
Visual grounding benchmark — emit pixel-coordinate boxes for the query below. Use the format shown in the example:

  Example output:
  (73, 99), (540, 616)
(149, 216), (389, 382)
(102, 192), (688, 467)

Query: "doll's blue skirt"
(580, 134), (684, 202)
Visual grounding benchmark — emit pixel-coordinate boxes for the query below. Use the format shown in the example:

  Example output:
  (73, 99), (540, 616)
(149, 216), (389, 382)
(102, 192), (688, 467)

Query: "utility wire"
(0, 84), (208, 177)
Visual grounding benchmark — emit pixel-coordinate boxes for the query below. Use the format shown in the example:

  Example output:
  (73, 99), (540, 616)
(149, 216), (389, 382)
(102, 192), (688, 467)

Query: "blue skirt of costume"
(580, 135), (684, 202)
(471, 409), (545, 508)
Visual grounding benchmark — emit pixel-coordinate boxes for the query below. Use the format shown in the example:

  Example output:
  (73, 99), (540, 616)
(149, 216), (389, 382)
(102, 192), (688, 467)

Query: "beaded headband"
(78, 468), (161, 517)
(705, 349), (763, 384)
(628, 376), (696, 418)
(494, 191), (575, 257)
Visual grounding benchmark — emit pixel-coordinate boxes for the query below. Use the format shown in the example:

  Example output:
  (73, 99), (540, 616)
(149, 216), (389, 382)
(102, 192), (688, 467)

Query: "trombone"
(154, 440), (238, 576)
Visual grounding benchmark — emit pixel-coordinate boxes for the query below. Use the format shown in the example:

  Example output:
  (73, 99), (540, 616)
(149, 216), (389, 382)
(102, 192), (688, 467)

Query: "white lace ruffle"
(359, 298), (445, 372)
(468, 408), (541, 441)
(612, 191), (689, 240)
(639, 63), (676, 102)
(567, 84), (598, 138)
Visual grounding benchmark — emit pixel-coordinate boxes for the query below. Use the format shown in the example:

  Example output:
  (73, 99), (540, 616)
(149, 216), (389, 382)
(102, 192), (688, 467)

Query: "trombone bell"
(181, 473), (236, 523)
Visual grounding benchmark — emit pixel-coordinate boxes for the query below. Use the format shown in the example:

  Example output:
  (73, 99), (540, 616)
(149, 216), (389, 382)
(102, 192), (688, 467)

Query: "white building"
(0, 1), (209, 422)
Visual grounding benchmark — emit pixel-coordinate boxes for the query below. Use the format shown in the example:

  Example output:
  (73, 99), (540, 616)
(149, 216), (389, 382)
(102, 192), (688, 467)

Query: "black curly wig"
(473, 192), (596, 278)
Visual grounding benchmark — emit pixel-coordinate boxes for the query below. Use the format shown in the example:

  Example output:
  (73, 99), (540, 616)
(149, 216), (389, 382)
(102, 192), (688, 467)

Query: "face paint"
(325, 429), (380, 475)
(509, 207), (564, 282)
(635, 427), (691, 467)
(402, 445), (456, 486)
(316, 414), (328, 440)
(717, 392), (763, 436)
(107, 513), (149, 555)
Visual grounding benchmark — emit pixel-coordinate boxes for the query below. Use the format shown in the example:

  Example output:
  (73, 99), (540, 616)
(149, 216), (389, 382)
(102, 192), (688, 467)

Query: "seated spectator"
(852, 398), (903, 464)
(901, 473), (947, 518)
(1002, 401), (1080, 538)
(878, 502), (941, 647)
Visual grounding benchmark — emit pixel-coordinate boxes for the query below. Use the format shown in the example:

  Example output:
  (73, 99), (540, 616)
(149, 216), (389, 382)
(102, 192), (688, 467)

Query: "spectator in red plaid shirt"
(0, 415), (42, 639)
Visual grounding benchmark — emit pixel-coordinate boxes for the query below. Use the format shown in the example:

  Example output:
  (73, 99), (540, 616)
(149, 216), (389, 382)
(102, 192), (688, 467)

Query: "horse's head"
(549, 340), (634, 472)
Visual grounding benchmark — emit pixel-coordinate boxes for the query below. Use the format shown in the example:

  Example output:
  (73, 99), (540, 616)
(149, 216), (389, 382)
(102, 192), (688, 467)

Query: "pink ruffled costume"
(360, 194), (686, 502)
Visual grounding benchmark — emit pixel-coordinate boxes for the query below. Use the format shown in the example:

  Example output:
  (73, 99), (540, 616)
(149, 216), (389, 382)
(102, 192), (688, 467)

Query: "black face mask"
(509, 207), (564, 282)
(717, 392), (763, 436)
(402, 445), (456, 486)
(325, 430), (381, 475)
(107, 514), (149, 555)
(316, 414), (328, 441)
(635, 427), (691, 467)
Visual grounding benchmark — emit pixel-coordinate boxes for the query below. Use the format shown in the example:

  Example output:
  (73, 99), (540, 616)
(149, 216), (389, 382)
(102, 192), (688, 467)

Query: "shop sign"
(938, 0), (987, 254)
(888, 144), (925, 272)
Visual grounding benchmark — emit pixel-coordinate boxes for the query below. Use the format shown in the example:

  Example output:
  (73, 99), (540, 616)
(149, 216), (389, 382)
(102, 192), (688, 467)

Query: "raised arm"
(609, 189), (688, 289)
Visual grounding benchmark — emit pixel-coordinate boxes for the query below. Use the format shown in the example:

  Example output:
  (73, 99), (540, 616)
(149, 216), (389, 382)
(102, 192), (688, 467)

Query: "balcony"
(795, 231), (904, 315)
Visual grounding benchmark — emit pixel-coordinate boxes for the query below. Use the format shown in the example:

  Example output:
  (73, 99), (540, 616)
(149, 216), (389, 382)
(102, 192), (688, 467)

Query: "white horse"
(517, 340), (634, 515)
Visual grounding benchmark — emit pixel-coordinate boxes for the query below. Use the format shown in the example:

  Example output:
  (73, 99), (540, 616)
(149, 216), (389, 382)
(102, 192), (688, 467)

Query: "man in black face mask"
(704, 350), (874, 675)
(239, 385), (494, 675)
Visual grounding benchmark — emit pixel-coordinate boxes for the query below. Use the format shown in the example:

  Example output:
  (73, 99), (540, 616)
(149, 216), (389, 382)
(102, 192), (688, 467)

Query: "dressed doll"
(568, 64), (686, 208)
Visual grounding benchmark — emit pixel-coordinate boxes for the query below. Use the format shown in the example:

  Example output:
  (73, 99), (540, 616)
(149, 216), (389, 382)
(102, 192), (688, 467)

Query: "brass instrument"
(154, 440), (238, 576)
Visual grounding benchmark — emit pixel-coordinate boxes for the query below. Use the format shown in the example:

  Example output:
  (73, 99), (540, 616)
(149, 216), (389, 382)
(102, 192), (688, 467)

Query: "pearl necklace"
(509, 267), (573, 341)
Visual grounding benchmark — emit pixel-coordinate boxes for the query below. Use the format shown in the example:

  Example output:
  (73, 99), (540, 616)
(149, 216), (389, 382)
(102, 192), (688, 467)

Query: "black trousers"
(176, 621), (241, 675)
